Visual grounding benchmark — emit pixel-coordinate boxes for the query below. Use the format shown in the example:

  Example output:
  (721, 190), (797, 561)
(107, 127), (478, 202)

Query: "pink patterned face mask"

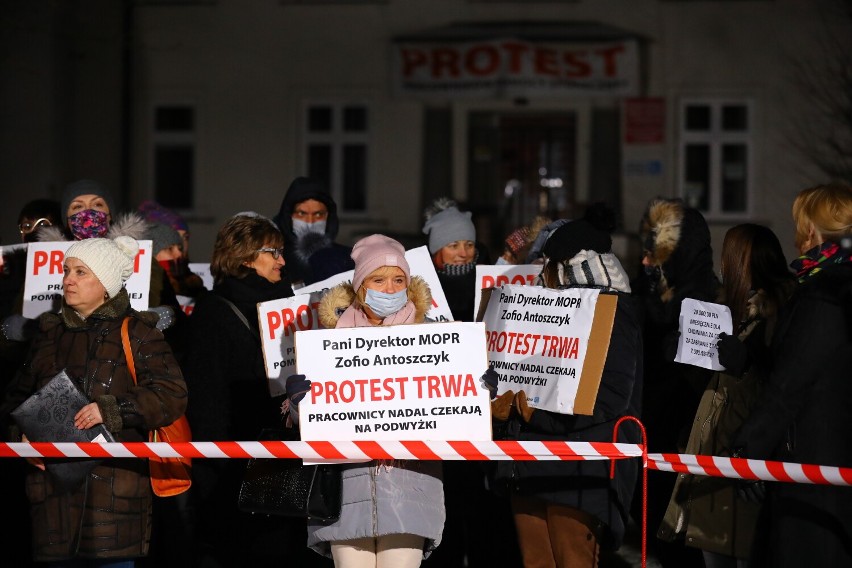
(68, 209), (109, 240)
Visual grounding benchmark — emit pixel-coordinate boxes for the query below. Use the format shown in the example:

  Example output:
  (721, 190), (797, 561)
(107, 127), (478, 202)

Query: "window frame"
(677, 98), (754, 219)
(149, 102), (198, 212)
(301, 100), (371, 216)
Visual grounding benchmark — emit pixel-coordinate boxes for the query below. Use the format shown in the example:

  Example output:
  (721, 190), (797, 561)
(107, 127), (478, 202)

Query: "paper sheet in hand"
(11, 369), (116, 492)
(674, 298), (733, 370)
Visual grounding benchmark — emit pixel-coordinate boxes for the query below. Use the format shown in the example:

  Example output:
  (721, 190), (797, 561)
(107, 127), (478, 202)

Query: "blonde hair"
(792, 183), (852, 250)
(354, 265), (408, 308)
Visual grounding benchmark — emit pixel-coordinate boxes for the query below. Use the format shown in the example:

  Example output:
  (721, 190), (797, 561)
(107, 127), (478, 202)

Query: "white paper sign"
(188, 263), (213, 291)
(474, 264), (541, 320)
(295, 322), (491, 442)
(482, 284), (600, 414)
(22, 240), (153, 318)
(256, 245), (456, 395)
(675, 298), (733, 371)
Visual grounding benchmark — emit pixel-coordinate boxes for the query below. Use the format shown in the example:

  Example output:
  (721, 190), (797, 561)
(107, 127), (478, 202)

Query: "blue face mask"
(292, 219), (326, 238)
(364, 287), (408, 319)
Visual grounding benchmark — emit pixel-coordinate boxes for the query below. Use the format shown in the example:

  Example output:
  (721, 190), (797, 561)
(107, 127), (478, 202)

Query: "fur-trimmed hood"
(37, 211), (150, 243)
(318, 275), (432, 329)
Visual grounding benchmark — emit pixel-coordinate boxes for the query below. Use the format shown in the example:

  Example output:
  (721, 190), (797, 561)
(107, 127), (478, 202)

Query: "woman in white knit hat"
(286, 234), (443, 568)
(0, 235), (188, 567)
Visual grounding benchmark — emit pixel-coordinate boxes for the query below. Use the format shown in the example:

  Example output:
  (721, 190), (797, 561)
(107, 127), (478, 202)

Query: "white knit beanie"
(65, 236), (139, 298)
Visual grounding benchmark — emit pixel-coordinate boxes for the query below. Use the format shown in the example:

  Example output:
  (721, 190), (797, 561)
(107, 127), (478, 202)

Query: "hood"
(318, 275), (432, 329)
(272, 177), (340, 240)
(640, 198), (717, 301)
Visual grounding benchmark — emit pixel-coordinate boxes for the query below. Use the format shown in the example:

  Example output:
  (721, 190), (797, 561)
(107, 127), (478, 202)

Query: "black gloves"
(286, 374), (311, 406)
(480, 367), (499, 400)
(717, 332), (749, 377)
(737, 479), (767, 504)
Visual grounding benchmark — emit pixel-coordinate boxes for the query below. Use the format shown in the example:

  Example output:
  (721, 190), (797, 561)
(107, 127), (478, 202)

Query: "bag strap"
(220, 297), (260, 341)
(121, 317), (137, 385)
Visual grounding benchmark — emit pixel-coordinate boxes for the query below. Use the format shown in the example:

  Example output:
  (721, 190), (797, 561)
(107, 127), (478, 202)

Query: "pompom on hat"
(138, 200), (189, 233)
(351, 234), (410, 290)
(422, 199), (476, 254)
(65, 236), (139, 298)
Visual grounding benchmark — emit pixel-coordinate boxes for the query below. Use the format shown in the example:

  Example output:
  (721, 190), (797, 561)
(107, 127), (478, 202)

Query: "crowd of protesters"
(0, 177), (850, 568)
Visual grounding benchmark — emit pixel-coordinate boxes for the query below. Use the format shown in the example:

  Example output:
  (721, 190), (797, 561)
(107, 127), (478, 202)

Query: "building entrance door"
(467, 112), (579, 257)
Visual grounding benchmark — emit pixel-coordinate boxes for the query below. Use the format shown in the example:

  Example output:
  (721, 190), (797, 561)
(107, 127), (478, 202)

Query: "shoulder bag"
(121, 316), (192, 497)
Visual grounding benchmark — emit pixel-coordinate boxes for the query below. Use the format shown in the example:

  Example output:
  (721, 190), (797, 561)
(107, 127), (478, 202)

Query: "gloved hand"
(480, 367), (500, 400)
(717, 332), (749, 377)
(736, 479), (767, 504)
(146, 306), (176, 331)
(1, 314), (38, 342)
(491, 391), (515, 421)
(286, 374), (311, 406)
(513, 390), (536, 423)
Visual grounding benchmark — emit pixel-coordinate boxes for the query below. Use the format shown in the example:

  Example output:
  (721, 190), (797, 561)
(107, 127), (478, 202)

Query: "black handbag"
(237, 428), (342, 522)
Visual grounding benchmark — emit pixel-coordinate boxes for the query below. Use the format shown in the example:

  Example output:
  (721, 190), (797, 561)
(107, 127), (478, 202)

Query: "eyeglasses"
(19, 218), (53, 235)
(256, 247), (285, 260)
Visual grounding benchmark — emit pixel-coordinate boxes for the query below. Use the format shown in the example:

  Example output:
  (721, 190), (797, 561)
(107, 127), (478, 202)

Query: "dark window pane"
(685, 105), (711, 131)
(342, 145), (367, 210)
(308, 107), (333, 132)
(722, 105), (748, 131)
(155, 107), (194, 132)
(343, 106), (368, 132)
(308, 144), (332, 190)
(684, 143), (710, 210)
(722, 144), (748, 212)
(155, 145), (194, 208)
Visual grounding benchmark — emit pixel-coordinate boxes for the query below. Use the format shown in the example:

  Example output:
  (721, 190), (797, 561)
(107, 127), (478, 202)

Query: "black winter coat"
(732, 262), (852, 567)
(493, 294), (643, 550)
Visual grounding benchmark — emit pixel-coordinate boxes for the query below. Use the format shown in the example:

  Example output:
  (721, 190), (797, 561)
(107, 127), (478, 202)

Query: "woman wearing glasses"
(180, 213), (303, 566)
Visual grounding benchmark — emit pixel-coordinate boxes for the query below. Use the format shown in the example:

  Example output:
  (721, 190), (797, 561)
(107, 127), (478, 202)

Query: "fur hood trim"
(37, 212), (150, 243)
(318, 275), (432, 329)
(639, 199), (683, 267)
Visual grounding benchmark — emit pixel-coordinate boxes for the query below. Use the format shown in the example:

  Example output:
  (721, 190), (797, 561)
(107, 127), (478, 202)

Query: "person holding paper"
(180, 213), (303, 567)
(657, 223), (796, 567)
(0, 235), (188, 566)
(289, 234), (442, 568)
(489, 219), (642, 568)
(731, 184), (852, 567)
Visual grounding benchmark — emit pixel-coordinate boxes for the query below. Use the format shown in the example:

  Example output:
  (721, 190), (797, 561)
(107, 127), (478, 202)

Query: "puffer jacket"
(308, 276), (445, 559)
(0, 289), (187, 562)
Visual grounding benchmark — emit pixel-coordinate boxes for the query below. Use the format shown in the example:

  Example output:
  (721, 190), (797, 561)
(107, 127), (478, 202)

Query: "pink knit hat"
(351, 234), (410, 290)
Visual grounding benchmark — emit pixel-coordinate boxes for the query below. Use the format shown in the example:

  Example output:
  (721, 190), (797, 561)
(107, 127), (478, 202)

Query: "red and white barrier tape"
(649, 452), (852, 486)
(0, 440), (643, 462)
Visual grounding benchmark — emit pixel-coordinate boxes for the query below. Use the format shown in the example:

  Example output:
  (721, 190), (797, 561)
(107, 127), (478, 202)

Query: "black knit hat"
(541, 219), (612, 262)
(61, 179), (116, 220)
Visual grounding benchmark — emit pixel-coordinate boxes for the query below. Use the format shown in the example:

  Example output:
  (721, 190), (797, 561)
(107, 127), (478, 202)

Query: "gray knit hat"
(65, 236), (139, 298)
(147, 222), (182, 254)
(422, 203), (476, 254)
(61, 179), (116, 219)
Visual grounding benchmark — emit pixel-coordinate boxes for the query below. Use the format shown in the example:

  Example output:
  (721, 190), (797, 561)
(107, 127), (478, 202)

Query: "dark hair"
(210, 215), (284, 283)
(721, 223), (793, 326)
(18, 199), (62, 225)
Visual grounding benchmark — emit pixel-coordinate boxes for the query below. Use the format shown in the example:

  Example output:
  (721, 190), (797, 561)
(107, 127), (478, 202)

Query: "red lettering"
(281, 308), (296, 337)
(534, 47), (558, 76)
(563, 51), (591, 77)
(267, 311), (281, 340)
(133, 249), (147, 273)
(482, 276), (495, 289)
(595, 45), (625, 77)
(401, 48), (428, 76)
(427, 375), (441, 398)
(510, 274), (527, 285)
(502, 41), (528, 73)
(496, 275), (509, 287)
(432, 48), (460, 78)
(295, 304), (313, 330)
(466, 45), (500, 76)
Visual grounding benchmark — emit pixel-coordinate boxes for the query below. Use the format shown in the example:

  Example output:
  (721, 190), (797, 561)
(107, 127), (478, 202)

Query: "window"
(304, 103), (369, 213)
(678, 99), (752, 217)
(152, 105), (196, 210)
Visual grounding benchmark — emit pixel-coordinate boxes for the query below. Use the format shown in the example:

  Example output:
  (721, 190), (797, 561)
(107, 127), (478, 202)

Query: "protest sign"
(22, 240), (153, 318)
(188, 263), (213, 290)
(675, 298), (733, 371)
(294, 321), (491, 441)
(474, 264), (541, 321)
(256, 245), (455, 395)
(480, 284), (617, 415)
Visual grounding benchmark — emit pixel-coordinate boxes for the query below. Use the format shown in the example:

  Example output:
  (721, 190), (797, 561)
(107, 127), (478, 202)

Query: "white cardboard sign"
(294, 321), (491, 442)
(473, 264), (541, 321)
(481, 284), (616, 415)
(675, 299), (733, 371)
(22, 240), (153, 318)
